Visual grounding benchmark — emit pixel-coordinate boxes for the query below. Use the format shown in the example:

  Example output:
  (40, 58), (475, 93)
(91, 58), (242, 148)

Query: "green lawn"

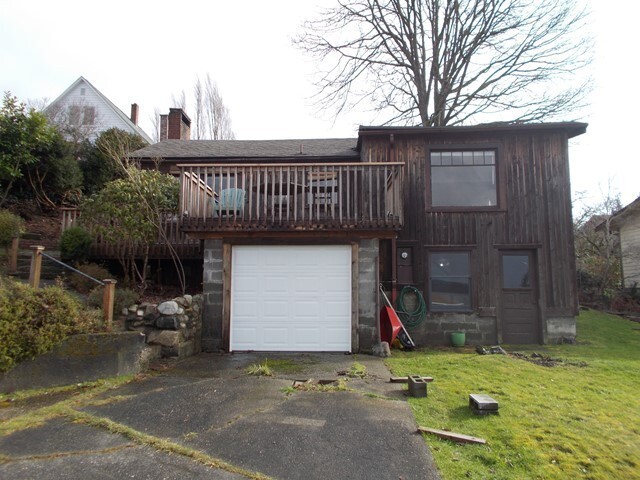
(386, 310), (640, 480)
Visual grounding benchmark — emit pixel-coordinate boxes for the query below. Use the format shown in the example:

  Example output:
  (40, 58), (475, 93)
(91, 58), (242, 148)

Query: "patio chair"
(212, 188), (245, 217)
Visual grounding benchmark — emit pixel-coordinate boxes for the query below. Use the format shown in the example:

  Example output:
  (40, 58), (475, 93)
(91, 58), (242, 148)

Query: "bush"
(0, 276), (100, 372)
(0, 209), (24, 248)
(87, 286), (139, 315)
(59, 226), (92, 264)
(68, 263), (111, 294)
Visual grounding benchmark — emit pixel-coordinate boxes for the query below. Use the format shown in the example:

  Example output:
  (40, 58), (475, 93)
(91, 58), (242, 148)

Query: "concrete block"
(0, 333), (146, 393)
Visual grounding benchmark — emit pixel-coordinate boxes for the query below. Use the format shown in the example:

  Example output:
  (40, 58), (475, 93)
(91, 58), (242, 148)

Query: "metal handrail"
(40, 252), (105, 286)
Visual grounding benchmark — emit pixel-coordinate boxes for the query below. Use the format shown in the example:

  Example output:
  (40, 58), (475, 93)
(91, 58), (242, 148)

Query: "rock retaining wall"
(123, 294), (203, 359)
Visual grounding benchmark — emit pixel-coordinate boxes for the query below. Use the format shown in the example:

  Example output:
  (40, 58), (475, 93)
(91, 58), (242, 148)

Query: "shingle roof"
(131, 138), (359, 161)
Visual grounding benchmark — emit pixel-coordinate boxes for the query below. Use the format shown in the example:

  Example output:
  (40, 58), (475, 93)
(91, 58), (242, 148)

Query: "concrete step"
(13, 251), (67, 280)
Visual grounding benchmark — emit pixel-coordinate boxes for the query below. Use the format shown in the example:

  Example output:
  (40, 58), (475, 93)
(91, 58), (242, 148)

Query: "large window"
(429, 252), (471, 311)
(430, 150), (496, 207)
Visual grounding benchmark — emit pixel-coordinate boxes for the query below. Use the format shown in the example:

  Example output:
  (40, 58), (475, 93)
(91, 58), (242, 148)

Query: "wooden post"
(102, 279), (117, 332)
(29, 246), (45, 289)
(9, 237), (19, 275)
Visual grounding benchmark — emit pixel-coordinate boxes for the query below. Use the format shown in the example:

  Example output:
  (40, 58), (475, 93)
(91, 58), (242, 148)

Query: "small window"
(429, 252), (471, 311)
(82, 106), (95, 125)
(502, 255), (530, 289)
(430, 150), (496, 207)
(68, 105), (81, 125)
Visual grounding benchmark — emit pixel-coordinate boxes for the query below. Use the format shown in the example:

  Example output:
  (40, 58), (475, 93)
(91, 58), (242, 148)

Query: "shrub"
(0, 276), (101, 372)
(0, 209), (24, 248)
(59, 226), (92, 264)
(68, 263), (111, 294)
(87, 286), (139, 315)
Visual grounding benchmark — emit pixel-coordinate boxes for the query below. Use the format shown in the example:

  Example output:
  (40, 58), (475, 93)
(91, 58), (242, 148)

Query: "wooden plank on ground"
(417, 426), (487, 445)
(390, 376), (434, 383)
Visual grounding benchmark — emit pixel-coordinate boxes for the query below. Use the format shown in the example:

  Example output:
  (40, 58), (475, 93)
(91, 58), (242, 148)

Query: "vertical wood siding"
(364, 130), (577, 314)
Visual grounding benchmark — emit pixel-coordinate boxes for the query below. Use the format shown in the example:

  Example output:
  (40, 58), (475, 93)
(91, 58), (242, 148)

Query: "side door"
(500, 251), (540, 344)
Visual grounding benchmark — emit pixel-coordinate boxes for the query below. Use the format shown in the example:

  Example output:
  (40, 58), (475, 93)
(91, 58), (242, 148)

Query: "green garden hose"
(396, 285), (427, 328)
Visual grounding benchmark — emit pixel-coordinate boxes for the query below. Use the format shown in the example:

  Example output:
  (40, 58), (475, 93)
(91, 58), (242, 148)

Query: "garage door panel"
(231, 245), (351, 352)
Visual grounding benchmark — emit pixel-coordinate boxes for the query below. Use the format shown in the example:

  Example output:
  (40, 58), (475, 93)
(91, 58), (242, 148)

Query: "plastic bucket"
(450, 332), (466, 347)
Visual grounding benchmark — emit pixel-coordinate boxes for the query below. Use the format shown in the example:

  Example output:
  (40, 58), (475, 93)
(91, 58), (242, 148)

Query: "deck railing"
(178, 162), (404, 232)
(60, 208), (201, 259)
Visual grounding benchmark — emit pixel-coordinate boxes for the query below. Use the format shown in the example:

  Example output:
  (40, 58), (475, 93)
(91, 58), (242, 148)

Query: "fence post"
(9, 237), (19, 275)
(102, 279), (117, 332)
(29, 246), (45, 289)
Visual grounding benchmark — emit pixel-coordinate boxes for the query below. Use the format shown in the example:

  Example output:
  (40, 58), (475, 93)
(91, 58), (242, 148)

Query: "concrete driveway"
(0, 353), (440, 479)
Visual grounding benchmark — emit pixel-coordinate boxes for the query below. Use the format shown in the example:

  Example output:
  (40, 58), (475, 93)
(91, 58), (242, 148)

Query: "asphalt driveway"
(0, 353), (440, 479)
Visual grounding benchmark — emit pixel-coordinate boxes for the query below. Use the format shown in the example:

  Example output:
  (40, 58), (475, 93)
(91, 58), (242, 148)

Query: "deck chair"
(213, 188), (245, 217)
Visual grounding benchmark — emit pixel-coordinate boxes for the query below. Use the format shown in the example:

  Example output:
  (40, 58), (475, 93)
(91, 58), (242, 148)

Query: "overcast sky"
(1, 0), (638, 208)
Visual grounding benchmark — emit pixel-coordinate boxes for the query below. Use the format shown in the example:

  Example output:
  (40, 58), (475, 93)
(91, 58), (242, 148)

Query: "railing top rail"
(177, 162), (405, 168)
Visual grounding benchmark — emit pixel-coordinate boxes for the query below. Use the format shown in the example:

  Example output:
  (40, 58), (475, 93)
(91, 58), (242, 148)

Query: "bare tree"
(573, 186), (622, 303)
(171, 90), (187, 111)
(193, 77), (205, 140)
(150, 107), (161, 143)
(168, 74), (234, 140)
(202, 74), (234, 140)
(296, 0), (592, 126)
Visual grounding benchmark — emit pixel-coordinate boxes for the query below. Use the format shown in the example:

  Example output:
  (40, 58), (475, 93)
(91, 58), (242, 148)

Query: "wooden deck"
(60, 208), (201, 259)
(178, 162), (405, 233)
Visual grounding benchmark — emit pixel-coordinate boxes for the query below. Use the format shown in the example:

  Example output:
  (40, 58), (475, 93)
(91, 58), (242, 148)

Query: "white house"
(609, 197), (640, 289)
(44, 76), (152, 143)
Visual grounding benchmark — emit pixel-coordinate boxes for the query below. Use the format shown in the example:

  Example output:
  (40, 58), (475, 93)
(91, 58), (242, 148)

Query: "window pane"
(431, 278), (471, 310)
(430, 152), (441, 166)
(473, 151), (485, 165)
(453, 152), (464, 165)
(485, 151), (495, 165)
(430, 252), (471, 311)
(502, 255), (531, 288)
(430, 252), (469, 276)
(432, 165), (496, 207)
(441, 152), (452, 166)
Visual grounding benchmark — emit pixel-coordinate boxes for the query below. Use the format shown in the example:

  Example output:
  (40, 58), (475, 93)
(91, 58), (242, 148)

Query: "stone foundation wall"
(545, 316), (576, 343)
(405, 313), (498, 346)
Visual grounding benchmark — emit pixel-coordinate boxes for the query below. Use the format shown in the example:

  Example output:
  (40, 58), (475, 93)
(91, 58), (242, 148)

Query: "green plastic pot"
(450, 332), (466, 347)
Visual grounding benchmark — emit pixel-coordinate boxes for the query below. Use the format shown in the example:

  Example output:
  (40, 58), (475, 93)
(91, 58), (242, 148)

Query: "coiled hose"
(396, 285), (427, 328)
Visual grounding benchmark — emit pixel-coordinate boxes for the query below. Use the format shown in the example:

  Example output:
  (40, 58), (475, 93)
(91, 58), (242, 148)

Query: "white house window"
(80, 87), (86, 96)
(430, 150), (496, 207)
(429, 251), (471, 311)
(82, 106), (95, 125)
(68, 105), (81, 125)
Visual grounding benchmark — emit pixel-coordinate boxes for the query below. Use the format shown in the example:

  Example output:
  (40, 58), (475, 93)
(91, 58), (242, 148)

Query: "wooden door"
(500, 251), (540, 344)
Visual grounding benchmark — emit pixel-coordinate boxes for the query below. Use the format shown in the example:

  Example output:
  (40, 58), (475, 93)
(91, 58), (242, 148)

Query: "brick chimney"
(130, 103), (139, 125)
(168, 108), (191, 140)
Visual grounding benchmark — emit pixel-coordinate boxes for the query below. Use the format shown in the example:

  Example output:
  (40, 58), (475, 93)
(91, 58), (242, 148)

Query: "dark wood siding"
(363, 129), (577, 316)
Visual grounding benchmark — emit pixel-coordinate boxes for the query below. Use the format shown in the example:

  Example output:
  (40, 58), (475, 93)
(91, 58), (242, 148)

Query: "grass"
(386, 310), (640, 480)
(245, 359), (273, 376)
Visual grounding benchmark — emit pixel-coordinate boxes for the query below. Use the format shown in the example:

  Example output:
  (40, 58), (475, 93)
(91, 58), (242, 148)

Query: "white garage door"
(231, 245), (352, 352)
